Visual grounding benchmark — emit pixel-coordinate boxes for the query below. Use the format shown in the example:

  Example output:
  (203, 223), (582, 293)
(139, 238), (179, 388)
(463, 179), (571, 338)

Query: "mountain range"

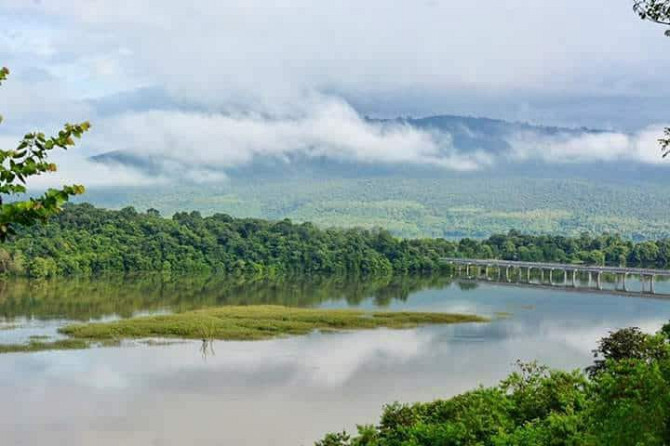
(85, 114), (670, 240)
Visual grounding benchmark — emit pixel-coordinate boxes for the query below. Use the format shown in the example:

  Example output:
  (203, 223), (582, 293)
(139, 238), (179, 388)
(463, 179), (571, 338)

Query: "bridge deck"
(441, 258), (670, 277)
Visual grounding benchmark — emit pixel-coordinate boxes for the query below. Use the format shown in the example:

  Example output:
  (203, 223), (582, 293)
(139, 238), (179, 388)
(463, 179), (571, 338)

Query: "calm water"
(1, 274), (670, 445)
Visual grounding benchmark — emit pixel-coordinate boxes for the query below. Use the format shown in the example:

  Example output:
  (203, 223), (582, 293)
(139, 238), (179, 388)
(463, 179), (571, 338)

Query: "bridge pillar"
(572, 270), (577, 287)
(526, 267), (531, 282)
(540, 269), (544, 283)
(549, 269), (553, 284)
(588, 271), (592, 288)
(623, 273), (628, 292)
(597, 272), (602, 290)
(466, 264), (470, 277)
(641, 275), (646, 294)
(505, 266), (510, 282)
(651, 275), (656, 294)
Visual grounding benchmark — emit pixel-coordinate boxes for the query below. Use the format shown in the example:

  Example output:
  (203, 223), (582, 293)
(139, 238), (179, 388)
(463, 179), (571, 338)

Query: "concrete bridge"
(441, 258), (670, 294)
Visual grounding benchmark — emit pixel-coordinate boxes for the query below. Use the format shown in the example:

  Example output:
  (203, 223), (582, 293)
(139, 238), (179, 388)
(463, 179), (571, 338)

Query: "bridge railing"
(440, 257), (670, 277)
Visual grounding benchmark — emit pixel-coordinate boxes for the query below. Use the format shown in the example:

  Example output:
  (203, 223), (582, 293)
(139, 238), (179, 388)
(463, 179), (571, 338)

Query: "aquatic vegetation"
(0, 338), (89, 354)
(59, 305), (487, 341)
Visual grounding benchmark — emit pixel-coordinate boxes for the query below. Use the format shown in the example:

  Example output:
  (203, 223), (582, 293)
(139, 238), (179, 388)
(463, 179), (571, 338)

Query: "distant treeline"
(2, 204), (669, 278)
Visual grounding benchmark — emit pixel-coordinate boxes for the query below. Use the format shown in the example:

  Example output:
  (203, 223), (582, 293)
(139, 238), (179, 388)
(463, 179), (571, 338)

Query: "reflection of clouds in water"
(8, 328), (437, 393)
(81, 364), (130, 390)
(289, 330), (432, 386)
(540, 317), (669, 356)
(155, 328), (437, 388)
(4, 283), (670, 445)
(13, 312), (670, 396)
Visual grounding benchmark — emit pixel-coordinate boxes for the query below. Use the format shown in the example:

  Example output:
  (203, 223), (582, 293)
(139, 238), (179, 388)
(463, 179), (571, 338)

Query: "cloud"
(0, 78), (92, 131)
(88, 96), (494, 176)
(0, 134), (160, 189)
(1, 0), (670, 129)
(3, 103), (669, 190)
(1, 0), (669, 187)
(508, 125), (669, 164)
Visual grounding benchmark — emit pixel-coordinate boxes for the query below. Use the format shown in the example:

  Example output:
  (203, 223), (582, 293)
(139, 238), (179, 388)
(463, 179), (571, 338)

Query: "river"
(1, 274), (669, 445)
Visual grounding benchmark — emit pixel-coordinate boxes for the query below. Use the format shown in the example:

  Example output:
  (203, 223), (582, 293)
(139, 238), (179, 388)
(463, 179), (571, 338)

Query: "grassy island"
(58, 305), (488, 342)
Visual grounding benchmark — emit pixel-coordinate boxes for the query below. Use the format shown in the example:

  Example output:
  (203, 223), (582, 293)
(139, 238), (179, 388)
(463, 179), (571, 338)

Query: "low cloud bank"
(91, 97), (493, 175)
(7, 95), (668, 189)
(509, 125), (668, 164)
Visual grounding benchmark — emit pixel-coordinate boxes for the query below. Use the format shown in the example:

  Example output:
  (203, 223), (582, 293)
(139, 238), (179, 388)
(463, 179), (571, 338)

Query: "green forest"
(3, 203), (670, 278)
(81, 175), (670, 240)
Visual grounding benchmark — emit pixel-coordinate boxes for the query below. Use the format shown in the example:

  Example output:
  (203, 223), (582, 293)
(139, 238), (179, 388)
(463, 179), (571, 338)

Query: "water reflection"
(0, 274), (458, 322)
(454, 277), (670, 301)
(453, 268), (670, 295)
(200, 338), (215, 360)
(2, 277), (670, 445)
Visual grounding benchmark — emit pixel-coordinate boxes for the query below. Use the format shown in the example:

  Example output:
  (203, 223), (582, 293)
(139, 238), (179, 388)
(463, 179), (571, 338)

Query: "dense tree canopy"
(2, 204), (457, 278)
(3, 204), (670, 278)
(0, 67), (88, 241)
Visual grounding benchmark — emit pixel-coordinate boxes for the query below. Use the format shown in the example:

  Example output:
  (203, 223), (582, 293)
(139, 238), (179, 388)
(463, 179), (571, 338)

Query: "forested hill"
(86, 114), (670, 240)
(1, 204), (669, 278)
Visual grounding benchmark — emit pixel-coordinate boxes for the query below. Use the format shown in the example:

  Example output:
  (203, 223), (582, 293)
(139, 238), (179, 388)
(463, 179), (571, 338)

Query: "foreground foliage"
(317, 324), (670, 445)
(5, 204), (670, 278)
(0, 67), (88, 240)
(58, 305), (487, 341)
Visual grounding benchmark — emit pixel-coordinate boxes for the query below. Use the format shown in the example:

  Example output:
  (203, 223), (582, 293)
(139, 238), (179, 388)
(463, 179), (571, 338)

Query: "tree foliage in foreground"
(317, 324), (670, 445)
(634, 0), (670, 32)
(0, 67), (88, 241)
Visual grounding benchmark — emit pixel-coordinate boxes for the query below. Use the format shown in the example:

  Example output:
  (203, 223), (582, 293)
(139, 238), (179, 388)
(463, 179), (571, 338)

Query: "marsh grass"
(0, 338), (89, 354)
(0, 324), (19, 331)
(29, 335), (50, 340)
(139, 339), (186, 346)
(60, 305), (488, 342)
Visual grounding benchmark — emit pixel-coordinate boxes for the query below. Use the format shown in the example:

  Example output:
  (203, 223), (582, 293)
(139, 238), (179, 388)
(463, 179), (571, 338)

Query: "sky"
(0, 0), (669, 186)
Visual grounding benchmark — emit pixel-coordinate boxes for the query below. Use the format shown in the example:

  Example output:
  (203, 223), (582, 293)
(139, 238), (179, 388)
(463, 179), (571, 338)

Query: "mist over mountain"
(4, 0), (670, 242)
(90, 113), (665, 183)
(80, 114), (670, 241)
